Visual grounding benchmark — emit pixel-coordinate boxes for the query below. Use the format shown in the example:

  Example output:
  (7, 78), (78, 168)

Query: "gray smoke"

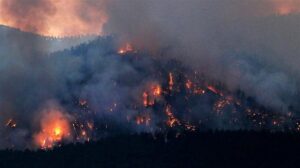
(1, 0), (300, 149)
(103, 0), (300, 111)
(0, 26), (159, 149)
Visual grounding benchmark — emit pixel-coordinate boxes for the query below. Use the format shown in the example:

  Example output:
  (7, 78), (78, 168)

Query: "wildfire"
(185, 79), (206, 95)
(152, 85), (162, 96)
(118, 43), (134, 54)
(136, 115), (151, 126)
(169, 73), (174, 90)
(34, 110), (71, 149)
(5, 119), (17, 128)
(297, 122), (300, 131)
(207, 85), (223, 96)
(142, 83), (162, 107)
(143, 92), (149, 107)
(185, 123), (196, 131)
(165, 105), (180, 127)
(81, 130), (87, 136)
(213, 98), (231, 114)
(193, 88), (205, 95)
(185, 80), (193, 89)
(87, 122), (94, 130)
(6, 50), (300, 149)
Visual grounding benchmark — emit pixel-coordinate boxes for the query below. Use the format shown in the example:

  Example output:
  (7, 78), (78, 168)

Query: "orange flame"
(34, 110), (71, 149)
(207, 85), (223, 96)
(207, 85), (218, 94)
(118, 43), (133, 54)
(142, 83), (162, 107)
(152, 84), (162, 96)
(136, 115), (151, 126)
(165, 105), (180, 127)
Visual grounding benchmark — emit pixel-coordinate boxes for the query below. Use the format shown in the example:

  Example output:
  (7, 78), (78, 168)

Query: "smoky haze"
(103, 0), (300, 111)
(0, 0), (300, 149)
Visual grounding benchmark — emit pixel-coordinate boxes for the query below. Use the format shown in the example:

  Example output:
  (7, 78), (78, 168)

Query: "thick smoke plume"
(0, 0), (300, 149)
(103, 0), (300, 111)
(0, 0), (107, 36)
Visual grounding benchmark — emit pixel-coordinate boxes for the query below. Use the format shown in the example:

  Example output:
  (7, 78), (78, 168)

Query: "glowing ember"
(87, 122), (94, 130)
(135, 115), (151, 126)
(185, 80), (193, 89)
(165, 105), (180, 127)
(81, 130), (87, 136)
(118, 43), (133, 54)
(185, 123), (196, 131)
(169, 73), (174, 90)
(79, 99), (87, 106)
(207, 85), (223, 96)
(143, 92), (149, 107)
(213, 98), (231, 114)
(5, 119), (17, 128)
(193, 88), (205, 95)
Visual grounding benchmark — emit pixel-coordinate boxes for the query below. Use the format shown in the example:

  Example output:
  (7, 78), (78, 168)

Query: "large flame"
(34, 110), (71, 149)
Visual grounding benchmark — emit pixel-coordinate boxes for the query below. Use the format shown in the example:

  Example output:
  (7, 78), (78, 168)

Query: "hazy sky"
(0, 0), (299, 36)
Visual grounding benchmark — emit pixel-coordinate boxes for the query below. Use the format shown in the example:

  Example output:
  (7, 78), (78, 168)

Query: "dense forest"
(1, 131), (300, 168)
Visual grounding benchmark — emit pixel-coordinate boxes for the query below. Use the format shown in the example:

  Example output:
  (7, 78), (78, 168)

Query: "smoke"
(0, 0), (107, 36)
(0, 25), (62, 149)
(0, 0), (56, 33)
(0, 0), (300, 149)
(0, 26), (160, 149)
(103, 0), (300, 111)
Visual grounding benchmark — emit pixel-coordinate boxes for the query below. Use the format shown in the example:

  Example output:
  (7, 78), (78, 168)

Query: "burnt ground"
(1, 131), (300, 168)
